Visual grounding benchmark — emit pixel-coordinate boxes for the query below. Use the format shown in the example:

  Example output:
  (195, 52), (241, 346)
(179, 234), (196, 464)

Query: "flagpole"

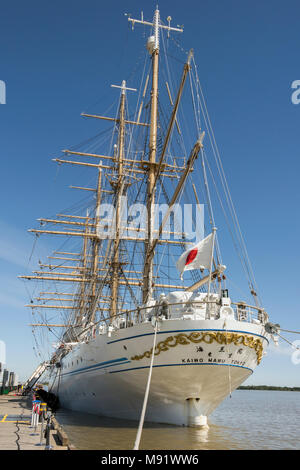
(206, 226), (217, 319)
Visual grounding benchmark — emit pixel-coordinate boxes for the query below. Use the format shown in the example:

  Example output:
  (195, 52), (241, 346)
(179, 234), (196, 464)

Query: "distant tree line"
(237, 385), (300, 392)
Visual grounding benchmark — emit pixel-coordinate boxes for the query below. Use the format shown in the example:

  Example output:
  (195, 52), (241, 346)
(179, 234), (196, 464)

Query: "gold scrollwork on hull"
(130, 331), (264, 364)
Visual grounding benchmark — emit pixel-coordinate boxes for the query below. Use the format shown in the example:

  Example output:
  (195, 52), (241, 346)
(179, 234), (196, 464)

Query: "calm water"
(56, 391), (300, 450)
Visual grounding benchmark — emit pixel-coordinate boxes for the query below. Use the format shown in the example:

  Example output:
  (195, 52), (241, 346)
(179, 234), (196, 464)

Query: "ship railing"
(92, 299), (268, 335)
(163, 300), (267, 324)
(231, 303), (268, 324)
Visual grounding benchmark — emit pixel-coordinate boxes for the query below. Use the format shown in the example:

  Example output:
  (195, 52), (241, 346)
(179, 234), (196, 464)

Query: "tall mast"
(128, 9), (183, 303)
(78, 209), (89, 325)
(143, 9), (159, 304)
(110, 80), (136, 319)
(89, 166), (102, 324)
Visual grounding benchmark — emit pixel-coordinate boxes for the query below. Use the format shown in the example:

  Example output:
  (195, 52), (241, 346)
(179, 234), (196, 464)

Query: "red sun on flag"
(185, 248), (198, 266)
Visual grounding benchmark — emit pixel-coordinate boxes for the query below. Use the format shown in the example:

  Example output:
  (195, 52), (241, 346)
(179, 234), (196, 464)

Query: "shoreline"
(237, 386), (300, 392)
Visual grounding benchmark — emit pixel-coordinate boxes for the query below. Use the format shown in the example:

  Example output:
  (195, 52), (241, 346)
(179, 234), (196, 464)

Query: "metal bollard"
(37, 403), (47, 446)
(44, 412), (53, 450)
(34, 402), (40, 432)
(30, 400), (37, 427)
(30, 400), (41, 435)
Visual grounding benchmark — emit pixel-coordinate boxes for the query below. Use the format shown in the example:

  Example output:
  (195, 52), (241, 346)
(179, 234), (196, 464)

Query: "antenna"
(126, 8), (183, 52)
(111, 80), (137, 96)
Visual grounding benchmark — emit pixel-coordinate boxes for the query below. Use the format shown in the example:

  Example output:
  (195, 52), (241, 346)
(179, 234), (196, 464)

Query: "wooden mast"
(109, 80), (136, 319)
(78, 210), (89, 324)
(127, 9), (183, 304)
(110, 83), (125, 319)
(143, 13), (159, 304)
(88, 166), (102, 324)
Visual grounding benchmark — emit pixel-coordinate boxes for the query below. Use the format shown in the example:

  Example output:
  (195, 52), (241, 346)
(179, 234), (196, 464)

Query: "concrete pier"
(0, 394), (71, 450)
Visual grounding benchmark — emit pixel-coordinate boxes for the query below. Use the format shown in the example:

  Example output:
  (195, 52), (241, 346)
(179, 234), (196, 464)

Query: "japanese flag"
(176, 233), (214, 279)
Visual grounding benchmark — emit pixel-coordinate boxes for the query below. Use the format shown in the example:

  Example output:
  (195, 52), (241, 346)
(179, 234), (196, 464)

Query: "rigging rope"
(191, 56), (261, 305)
(27, 234), (39, 266)
(279, 328), (300, 335)
(277, 333), (300, 350)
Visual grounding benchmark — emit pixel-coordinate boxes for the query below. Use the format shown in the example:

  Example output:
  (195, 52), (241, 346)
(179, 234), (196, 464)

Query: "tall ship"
(20, 9), (277, 427)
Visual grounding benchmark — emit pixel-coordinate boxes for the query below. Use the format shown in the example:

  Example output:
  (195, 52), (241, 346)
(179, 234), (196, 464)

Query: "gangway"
(22, 361), (50, 391)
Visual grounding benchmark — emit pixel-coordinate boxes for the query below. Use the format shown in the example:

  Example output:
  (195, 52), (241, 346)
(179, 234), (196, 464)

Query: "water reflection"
(56, 409), (241, 450)
(190, 427), (209, 445)
(55, 391), (300, 450)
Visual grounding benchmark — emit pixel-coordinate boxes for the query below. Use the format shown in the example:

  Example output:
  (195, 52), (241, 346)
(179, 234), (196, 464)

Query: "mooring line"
(133, 319), (158, 451)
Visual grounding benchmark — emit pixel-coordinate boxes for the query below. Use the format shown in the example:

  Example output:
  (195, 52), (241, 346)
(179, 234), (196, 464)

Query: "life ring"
(219, 306), (235, 320)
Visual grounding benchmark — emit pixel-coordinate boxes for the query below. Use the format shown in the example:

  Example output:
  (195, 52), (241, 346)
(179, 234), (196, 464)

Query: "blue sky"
(0, 0), (300, 385)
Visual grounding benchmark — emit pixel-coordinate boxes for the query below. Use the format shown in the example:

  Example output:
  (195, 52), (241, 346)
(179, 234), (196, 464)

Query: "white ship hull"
(50, 318), (269, 426)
